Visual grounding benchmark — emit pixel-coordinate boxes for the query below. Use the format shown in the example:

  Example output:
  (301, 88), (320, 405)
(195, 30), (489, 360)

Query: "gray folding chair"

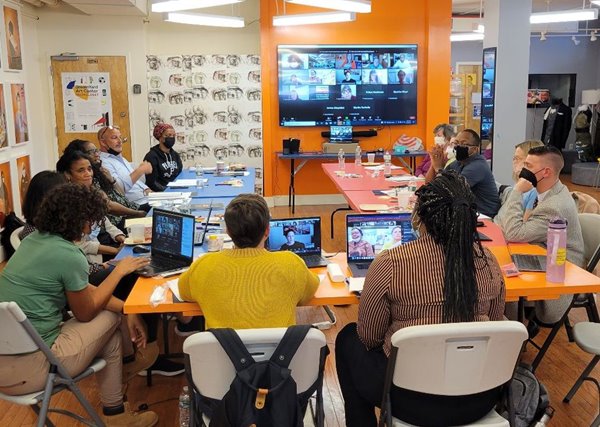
(0, 301), (106, 427)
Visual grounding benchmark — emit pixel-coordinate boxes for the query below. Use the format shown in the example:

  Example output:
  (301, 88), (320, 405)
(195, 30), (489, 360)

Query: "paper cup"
(397, 192), (411, 211)
(367, 153), (376, 163)
(128, 224), (145, 243)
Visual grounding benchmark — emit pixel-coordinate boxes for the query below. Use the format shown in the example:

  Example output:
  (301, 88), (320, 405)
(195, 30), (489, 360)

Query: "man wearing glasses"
(98, 126), (153, 208)
(428, 129), (500, 217)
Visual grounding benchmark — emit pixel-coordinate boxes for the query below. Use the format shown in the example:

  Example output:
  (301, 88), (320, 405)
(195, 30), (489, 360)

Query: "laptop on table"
(266, 217), (329, 268)
(137, 209), (196, 277)
(346, 213), (416, 277)
(330, 125), (354, 143)
(511, 254), (547, 272)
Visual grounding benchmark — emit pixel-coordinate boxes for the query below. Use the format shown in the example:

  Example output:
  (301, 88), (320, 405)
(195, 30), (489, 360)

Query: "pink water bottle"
(546, 217), (567, 282)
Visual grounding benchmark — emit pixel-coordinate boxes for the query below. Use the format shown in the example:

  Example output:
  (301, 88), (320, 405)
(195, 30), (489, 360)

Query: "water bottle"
(354, 145), (362, 167)
(408, 178), (417, 193)
(338, 149), (345, 171)
(179, 385), (190, 427)
(195, 162), (204, 189)
(383, 150), (392, 177)
(546, 217), (567, 282)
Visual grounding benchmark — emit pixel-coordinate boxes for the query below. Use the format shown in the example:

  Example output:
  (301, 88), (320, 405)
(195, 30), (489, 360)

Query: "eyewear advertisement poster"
(146, 54), (263, 194)
(61, 72), (112, 133)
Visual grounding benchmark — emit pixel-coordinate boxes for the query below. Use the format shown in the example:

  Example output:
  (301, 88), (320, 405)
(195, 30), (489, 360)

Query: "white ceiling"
(453, 0), (597, 15)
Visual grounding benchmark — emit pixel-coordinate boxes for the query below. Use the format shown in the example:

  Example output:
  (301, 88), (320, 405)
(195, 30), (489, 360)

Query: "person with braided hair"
(335, 170), (505, 427)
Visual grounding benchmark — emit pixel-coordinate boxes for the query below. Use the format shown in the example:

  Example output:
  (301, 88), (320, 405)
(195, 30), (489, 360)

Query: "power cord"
(136, 397), (179, 412)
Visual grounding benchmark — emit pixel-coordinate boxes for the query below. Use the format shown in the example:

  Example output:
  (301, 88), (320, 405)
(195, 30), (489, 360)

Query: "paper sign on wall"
(61, 72), (112, 133)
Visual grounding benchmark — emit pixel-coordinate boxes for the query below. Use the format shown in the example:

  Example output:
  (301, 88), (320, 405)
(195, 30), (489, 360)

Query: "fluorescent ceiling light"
(450, 33), (484, 42)
(285, 0), (370, 13)
(164, 12), (245, 27)
(530, 9), (598, 24)
(152, 0), (243, 13)
(273, 11), (355, 26)
(592, 0), (600, 5)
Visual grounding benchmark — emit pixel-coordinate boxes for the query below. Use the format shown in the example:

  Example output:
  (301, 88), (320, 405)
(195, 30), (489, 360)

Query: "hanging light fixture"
(152, 0), (244, 13)
(530, 8), (598, 24)
(273, 11), (355, 26)
(284, 0), (371, 13)
(164, 12), (245, 27)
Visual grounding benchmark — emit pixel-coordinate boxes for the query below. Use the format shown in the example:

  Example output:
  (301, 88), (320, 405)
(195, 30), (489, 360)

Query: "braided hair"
(415, 170), (486, 323)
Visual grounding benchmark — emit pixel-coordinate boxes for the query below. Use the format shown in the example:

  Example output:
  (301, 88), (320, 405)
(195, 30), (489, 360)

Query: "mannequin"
(541, 97), (572, 150)
(574, 105), (594, 162)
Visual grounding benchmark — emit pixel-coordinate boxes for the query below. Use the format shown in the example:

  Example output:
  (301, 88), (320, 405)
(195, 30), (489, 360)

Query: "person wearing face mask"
(415, 124), (455, 177)
(143, 123), (183, 192)
(428, 129), (500, 217)
(494, 145), (583, 324)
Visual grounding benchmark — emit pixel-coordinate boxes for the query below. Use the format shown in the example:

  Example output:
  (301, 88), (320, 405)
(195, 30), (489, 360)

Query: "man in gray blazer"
(495, 145), (583, 324)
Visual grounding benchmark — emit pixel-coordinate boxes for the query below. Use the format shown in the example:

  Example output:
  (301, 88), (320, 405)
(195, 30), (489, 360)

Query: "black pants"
(335, 323), (501, 427)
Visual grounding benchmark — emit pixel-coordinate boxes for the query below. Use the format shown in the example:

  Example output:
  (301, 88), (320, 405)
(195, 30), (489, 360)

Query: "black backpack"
(502, 363), (551, 427)
(1, 212), (25, 260)
(199, 325), (328, 427)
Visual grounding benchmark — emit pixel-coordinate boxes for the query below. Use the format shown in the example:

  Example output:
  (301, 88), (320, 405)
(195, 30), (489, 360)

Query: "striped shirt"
(357, 233), (505, 356)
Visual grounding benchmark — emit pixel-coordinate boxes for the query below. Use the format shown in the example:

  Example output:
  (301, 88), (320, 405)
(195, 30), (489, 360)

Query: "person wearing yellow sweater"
(178, 193), (319, 329)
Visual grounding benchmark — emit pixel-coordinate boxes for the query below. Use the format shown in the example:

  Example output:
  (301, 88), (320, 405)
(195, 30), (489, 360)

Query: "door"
(51, 55), (132, 160)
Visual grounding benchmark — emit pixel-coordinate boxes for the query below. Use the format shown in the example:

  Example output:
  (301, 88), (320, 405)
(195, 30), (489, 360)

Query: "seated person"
(494, 145), (583, 325)
(143, 123), (183, 192)
(381, 226), (403, 250)
(19, 170), (66, 240)
(178, 193), (319, 329)
(415, 123), (455, 177)
(427, 129), (500, 217)
(0, 183), (157, 426)
(336, 171), (505, 427)
(280, 228), (306, 251)
(348, 227), (374, 257)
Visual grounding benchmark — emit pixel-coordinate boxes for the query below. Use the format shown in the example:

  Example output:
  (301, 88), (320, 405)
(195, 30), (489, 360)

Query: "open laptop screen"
(267, 217), (322, 256)
(330, 125), (353, 142)
(152, 209), (195, 260)
(346, 213), (416, 262)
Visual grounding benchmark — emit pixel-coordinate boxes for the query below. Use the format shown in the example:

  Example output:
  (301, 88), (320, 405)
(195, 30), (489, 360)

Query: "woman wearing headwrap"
(143, 123), (183, 191)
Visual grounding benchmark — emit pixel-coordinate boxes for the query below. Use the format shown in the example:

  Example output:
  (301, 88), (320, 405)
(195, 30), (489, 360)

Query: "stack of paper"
(167, 179), (207, 187)
(147, 191), (192, 200)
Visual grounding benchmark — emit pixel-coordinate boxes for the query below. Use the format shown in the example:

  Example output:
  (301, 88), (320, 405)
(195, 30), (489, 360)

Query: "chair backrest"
(389, 321), (527, 396)
(9, 226), (23, 251)
(578, 213), (600, 266)
(0, 301), (41, 355)
(183, 327), (326, 400)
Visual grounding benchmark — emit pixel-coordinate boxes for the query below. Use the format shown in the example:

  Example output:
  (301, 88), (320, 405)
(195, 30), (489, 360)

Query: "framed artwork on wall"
(3, 6), (22, 71)
(0, 160), (13, 227)
(15, 155), (29, 207)
(0, 84), (9, 149)
(10, 83), (28, 144)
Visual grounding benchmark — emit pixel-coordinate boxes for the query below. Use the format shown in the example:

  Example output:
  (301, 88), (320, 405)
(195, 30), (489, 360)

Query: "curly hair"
(415, 170), (487, 323)
(63, 139), (114, 193)
(35, 183), (108, 242)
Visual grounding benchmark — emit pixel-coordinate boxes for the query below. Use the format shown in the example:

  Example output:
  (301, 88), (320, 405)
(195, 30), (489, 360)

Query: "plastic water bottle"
(338, 149), (345, 171)
(383, 150), (392, 177)
(179, 385), (190, 427)
(354, 145), (362, 167)
(546, 217), (567, 282)
(195, 162), (204, 189)
(408, 178), (417, 193)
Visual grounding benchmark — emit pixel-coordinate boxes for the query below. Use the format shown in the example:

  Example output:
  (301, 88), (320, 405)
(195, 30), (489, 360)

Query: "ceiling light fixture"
(152, 0), (243, 13)
(450, 33), (485, 42)
(592, 0), (600, 5)
(591, 31), (598, 42)
(530, 8), (598, 24)
(284, 0), (370, 13)
(273, 11), (355, 26)
(572, 35), (581, 45)
(164, 12), (245, 27)
(540, 31), (547, 41)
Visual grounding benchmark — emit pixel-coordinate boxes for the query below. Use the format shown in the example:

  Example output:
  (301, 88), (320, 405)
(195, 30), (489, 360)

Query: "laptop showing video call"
(346, 213), (416, 277)
(137, 209), (195, 277)
(330, 125), (353, 143)
(266, 217), (329, 268)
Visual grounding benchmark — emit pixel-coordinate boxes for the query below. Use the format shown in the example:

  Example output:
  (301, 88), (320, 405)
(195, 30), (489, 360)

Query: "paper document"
(166, 279), (183, 301)
(168, 179), (207, 187)
(364, 165), (403, 171)
(147, 192), (192, 200)
(385, 175), (419, 182)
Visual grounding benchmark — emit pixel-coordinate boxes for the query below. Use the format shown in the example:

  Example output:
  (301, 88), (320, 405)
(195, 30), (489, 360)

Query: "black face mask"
(107, 148), (120, 156)
(163, 137), (176, 149)
(518, 167), (542, 187)
(455, 145), (470, 161)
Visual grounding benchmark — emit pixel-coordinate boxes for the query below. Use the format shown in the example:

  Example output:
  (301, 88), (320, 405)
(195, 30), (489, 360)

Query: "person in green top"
(0, 183), (158, 426)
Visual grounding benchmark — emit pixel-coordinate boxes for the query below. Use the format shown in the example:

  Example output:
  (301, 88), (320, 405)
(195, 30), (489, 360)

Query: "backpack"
(1, 212), (25, 260)
(502, 363), (551, 427)
(201, 325), (328, 427)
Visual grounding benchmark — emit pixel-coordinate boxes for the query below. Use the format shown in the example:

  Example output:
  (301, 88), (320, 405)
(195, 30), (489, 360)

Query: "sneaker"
(175, 316), (205, 337)
(101, 402), (158, 427)
(123, 341), (159, 383)
(137, 355), (185, 377)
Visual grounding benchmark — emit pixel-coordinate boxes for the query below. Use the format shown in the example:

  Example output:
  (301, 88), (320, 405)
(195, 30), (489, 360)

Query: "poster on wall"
(0, 160), (13, 227)
(0, 84), (8, 149)
(16, 155), (29, 206)
(10, 83), (28, 144)
(61, 72), (112, 133)
(146, 54), (263, 194)
(3, 6), (22, 71)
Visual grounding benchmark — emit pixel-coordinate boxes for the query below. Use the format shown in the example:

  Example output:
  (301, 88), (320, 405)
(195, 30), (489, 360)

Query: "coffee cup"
(397, 191), (411, 211)
(207, 234), (224, 252)
(367, 152), (376, 163)
(128, 224), (146, 243)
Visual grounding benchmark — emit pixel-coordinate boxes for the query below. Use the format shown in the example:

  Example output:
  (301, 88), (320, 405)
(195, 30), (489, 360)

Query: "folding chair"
(183, 327), (328, 427)
(379, 321), (528, 427)
(0, 301), (106, 427)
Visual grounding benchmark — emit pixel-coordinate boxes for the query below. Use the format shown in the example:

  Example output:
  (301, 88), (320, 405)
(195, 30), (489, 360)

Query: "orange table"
(321, 163), (408, 192)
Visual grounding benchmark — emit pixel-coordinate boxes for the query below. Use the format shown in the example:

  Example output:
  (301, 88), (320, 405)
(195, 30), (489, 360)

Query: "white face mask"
(446, 146), (456, 160)
(434, 136), (446, 146)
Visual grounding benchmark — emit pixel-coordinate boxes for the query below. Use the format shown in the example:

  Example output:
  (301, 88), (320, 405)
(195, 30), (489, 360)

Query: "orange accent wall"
(260, 0), (451, 197)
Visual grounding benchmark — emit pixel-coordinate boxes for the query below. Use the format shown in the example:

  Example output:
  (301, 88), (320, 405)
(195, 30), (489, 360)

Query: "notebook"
(266, 217), (329, 268)
(136, 209), (196, 277)
(346, 213), (416, 277)
(511, 254), (547, 272)
(330, 125), (353, 142)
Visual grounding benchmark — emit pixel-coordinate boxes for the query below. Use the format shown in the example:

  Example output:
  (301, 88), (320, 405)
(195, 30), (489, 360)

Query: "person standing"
(143, 123), (183, 192)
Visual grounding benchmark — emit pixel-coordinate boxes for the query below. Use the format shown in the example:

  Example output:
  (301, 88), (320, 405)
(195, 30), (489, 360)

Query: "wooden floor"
(3, 175), (600, 426)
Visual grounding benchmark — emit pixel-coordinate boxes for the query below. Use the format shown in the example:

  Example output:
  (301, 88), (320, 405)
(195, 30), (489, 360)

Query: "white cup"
(216, 161), (225, 174)
(367, 153), (376, 163)
(207, 234), (224, 252)
(397, 191), (411, 211)
(128, 224), (145, 243)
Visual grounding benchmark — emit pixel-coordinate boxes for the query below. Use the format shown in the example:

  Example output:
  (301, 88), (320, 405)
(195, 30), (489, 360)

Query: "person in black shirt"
(143, 123), (183, 191)
(279, 229), (305, 251)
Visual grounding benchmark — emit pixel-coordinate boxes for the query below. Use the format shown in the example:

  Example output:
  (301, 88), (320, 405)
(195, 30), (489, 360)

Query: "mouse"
(133, 245), (150, 254)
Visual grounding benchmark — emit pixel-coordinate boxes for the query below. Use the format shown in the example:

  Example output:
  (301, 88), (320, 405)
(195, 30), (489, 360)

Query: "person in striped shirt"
(335, 170), (505, 427)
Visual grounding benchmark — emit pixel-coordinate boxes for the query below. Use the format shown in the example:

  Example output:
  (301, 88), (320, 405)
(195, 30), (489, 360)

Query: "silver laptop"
(511, 254), (546, 272)
(266, 217), (328, 268)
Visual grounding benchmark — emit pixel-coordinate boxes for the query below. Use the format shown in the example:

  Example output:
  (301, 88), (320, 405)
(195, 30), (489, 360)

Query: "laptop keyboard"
(356, 263), (370, 269)
(150, 257), (184, 270)
(302, 254), (328, 267)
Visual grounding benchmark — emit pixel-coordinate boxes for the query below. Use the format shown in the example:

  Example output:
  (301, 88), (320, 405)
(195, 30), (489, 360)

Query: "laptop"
(511, 254), (547, 272)
(330, 125), (353, 143)
(137, 209), (196, 277)
(266, 217), (329, 268)
(346, 213), (416, 277)
(194, 202), (213, 245)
